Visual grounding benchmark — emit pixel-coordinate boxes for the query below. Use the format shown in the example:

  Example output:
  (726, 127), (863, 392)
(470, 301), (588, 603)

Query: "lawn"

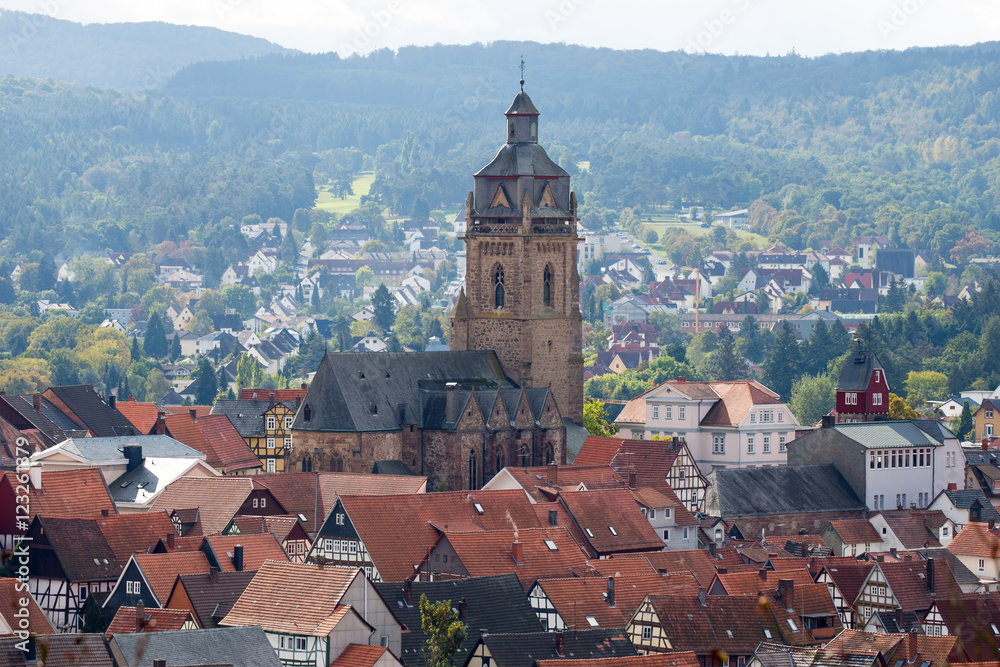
(314, 172), (376, 216)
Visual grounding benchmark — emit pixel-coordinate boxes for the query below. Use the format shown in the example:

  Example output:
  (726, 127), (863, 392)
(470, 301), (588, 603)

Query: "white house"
(615, 379), (799, 474)
(715, 208), (749, 229)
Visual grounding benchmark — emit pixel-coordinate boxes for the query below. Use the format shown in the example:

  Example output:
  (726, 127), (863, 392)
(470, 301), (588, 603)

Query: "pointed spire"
(453, 287), (471, 319)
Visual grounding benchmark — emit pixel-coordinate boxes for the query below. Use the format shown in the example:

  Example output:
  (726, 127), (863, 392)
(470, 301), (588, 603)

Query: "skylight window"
(544, 539), (558, 551)
(787, 619), (799, 632)
(585, 529), (594, 538)
(764, 629), (772, 640)
(298, 513), (308, 522)
(586, 616), (599, 627)
(474, 503), (485, 515)
(120, 481), (132, 488)
(992, 623), (999, 636)
(726, 630), (733, 638)
(608, 527), (618, 536)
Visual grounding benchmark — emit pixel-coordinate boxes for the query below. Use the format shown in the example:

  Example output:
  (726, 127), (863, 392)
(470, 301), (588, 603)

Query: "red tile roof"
(536, 653), (701, 667)
(151, 477), (281, 534)
(221, 561), (362, 636)
(116, 398), (164, 435)
(828, 520), (883, 545)
(932, 593), (1000, 662)
(629, 486), (698, 527)
(227, 514), (306, 542)
(821, 629), (902, 657)
(558, 489), (665, 556)
(164, 413), (261, 474)
(947, 520), (1000, 558)
(879, 559), (962, 612)
(5, 468), (117, 519)
(888, 632), (959, 667)
(878, 512), (943, 549)
(204, 533), (290, 572)
(700, 381), (783, 427)
(104, 605), (194, 640)
(330, 643), (400, 667)
(0, 577), (55, 634)
(93, 511), (176, 562)
(818, 562), (874, 605)
(433, 528), (592, 591)
(573, 437), (699, 490)
(133, 551), (213, 604)
(500, 464), (627, 502)
(602, 550), (719, 588)
(711, 567), (815, 596)
(338, 489), (541, 583)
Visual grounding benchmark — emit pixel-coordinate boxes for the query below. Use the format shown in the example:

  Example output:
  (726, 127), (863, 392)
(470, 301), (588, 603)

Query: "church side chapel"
(291, 83), (583, 491)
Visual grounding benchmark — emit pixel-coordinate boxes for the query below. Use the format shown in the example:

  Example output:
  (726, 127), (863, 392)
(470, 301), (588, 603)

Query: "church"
(290, 87), (584, 491)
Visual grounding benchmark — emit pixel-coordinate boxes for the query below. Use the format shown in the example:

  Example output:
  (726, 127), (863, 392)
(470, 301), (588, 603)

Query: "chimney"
(889, 547), (897, 558)
(209, 566), (219, 583)
(555, 630), (564, 657)
(821, 415), (835, 429)
(895, 608), (904, 632)
(109, 394), (116, 410)
(32, 393), (41, 413)
(926, 558), (935, 594)
(404, 578), (413, 606)
(983, 438), (990, 452)
(316, 556), (325, 570)
(458, 598), (467, 622)
(777, 579), (794, 612)
(990, 518), (997, 531)
(697, 587), (707, 606)
(166, 532), (175, 550)
(676, 376), (686, 383)
(445, 382), (459, 424)
(301, 382), (308, 393)
(153, 661), (166, 667)
(511, 541), (523, 565)
(101, 508), (109, 518)
(189, 408), (197, 420)
(716, 567), (727, 575)
(606, 577), (615, 608)
(628, 471), (637, 489)
(708, 542), (717, 558)
(758, 567), (767, 581)
(548, 510), (558, 526)
(947, 482), (957, 491)
(295, 394), (302, 408)
(877, 555), (885, 563)
(155, 411), (166, 435)
(269, 392), (276, 408)
(233, 544), (244, 572)
(547, 463), (558, 486)
(124, 445), (143, 472)
(136, 601), (145, 632)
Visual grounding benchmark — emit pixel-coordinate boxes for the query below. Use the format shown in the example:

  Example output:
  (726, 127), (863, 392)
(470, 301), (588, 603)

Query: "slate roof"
(0, 393), (83, 442)
(504, 90), (540, 116)
(36, 634), (114, 667)
(374, 574), (543, 663)
(239, 388), (307, 402)
(473, 628), (637, 666)
(705, 465), (867, 517)
(832, 421), (954, 449)
(32, 515), (124, 583)
(335, 489), (541, 583)
(47, 434), (205, 462)
(294, 351), (514, 433)
(835, 351), (885, 393)
(211, 399), (296, 438)
(221, 561), (364, 636)
(170, 571), (256, 628)
(204, 533), (290, 572)
(164, 413), (262, 474)
(558, 489), (665, 555)
(46, 385), (138, 436)
(372, 460), (418, 476)
(940, 489), (1000, 522)
(105, 606), (193, 640)
(110, 626), (282, 667)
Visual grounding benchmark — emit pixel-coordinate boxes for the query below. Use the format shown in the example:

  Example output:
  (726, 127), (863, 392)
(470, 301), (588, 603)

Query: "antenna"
(519, 55), (526, 91)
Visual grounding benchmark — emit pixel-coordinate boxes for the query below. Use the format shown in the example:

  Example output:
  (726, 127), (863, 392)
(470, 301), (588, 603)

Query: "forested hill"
(0, 10), (294, 90)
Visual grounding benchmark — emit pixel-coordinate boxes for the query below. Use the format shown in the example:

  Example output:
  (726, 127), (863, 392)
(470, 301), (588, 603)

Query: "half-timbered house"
(815, 561), (872, 629)
(223, 515), (312, 563)
(212, 394), (301, 473)
(102, 552), (212, 623)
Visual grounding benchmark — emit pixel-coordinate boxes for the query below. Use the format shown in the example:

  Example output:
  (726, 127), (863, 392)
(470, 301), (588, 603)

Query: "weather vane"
(519, 55), (525, 91)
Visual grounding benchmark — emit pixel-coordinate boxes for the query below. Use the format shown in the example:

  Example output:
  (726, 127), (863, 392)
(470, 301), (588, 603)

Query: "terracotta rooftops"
(150, 477), (285, 535)
(5, 468), (116, 518)
(947, 520), (1000, 558)
(164, 413), (261, 474)
(710, 567), (815, 596)
(0, 577), (55, 635)
(827, 519), (883, 545)
(700, 381), (784, 427)
(104, 606), (193, 640)
(878, 511), (946, 549)
(603, 549), (719, 588)
(558, 489), (666, 556)
(498, 464), (626, 502)
(330, 644), (398, 667)
(204, 533), (290, 572)
(221, 561), (364, 636)
(116, 398), (165, 435)
(573, 436), (698, 488)
(132, 551), (213, 604)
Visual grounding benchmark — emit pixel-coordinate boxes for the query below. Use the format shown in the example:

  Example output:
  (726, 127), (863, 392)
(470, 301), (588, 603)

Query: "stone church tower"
(450, 88), (584, 424)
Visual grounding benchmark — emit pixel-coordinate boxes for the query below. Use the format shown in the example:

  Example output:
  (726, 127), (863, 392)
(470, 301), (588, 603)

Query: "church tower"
(450, 87), (584, 423)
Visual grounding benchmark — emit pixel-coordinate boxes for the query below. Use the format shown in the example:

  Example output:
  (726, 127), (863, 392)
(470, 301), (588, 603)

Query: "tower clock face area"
(449, 88), (584, 424)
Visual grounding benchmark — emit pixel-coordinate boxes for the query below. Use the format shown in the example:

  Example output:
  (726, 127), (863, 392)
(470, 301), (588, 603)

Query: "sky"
(1, 0), (998, 58)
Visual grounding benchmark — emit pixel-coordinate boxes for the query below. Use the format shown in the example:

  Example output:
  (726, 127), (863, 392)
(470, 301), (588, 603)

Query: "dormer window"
(303, 404), (312, 422)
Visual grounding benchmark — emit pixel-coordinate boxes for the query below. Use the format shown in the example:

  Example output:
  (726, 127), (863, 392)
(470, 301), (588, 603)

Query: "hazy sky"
(1, 0), (998, 57)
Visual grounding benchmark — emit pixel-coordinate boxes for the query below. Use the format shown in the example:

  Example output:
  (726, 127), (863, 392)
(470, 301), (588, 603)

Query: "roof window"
(585, 529), (594, 538)
(474, 503), (485, 515)
(763, 629), (772, 639)
(544, 539), (558, 551)
(585, 616), (599, 627)
(608, 526), (618, 536)
(787, 619), (799, 632)
(726, 630), (733, 638)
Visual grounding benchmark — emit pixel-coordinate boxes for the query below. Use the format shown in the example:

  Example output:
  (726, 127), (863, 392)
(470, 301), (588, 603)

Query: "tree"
(355, 266), (375, 293)
(584, 399), (618, 436)
(170, 332), (181, 361)
(888, 393), (920, 420)
(955, 400), (974, 441)
(145, 369), (171, 402)
(762, 320), (801, 401)
(904, 370), (949, 403)
(130, 335), (141, 362)
(882, 276), (906, 314)
(236, 353), (265, 393)
(706, 328), (747, 381)
(194, 358), (218, 406)
(333, 315), (352, 351)
(371, 283), (395, 333)
(221, 284), (258, 320)
(755, 290), (771, 314)
(810, 262), (830, 292)
(788, 374), (836, 426)
(419, 594), (467, 667)
(143, 312), (169, 359)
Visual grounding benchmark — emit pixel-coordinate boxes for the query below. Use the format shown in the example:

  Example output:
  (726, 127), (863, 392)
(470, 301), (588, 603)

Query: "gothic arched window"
(301, 455), (313, 473)
(543, 265), (552, 306)
(545, 444), (554, 465)
(494, 265), (505, 309)
(330, 452), (343, 473)
(496, 447), (504, 474)
(469, 450), (478, 490)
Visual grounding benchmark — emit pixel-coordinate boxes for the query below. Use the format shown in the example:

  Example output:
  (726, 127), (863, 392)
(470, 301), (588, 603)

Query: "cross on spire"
(519, 55), (525, 91)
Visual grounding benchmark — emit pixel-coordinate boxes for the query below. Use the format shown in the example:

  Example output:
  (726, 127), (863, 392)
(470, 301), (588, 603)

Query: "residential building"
(212, 394), (301, 473)
(615, 379), (798, 474)
(947, 520), (1000, 591)
(973, 398), (1000, 441)
(108, 626), (282, 667)
(821, 520), (884, 557)
(104, 605), (198, 640)
(787, 419), (965, 512)
(150, 476), (289, 535)
(164, 411), (262, 476)
(835, 346), (890, 423)
(164, 570), (256, 629)
(964, 445), (1000, 509)
(221, 561), (402, 665)
(928, 488), (1000, 531)
(867, 511), (952, 550)
(463, 629), (637, 666)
